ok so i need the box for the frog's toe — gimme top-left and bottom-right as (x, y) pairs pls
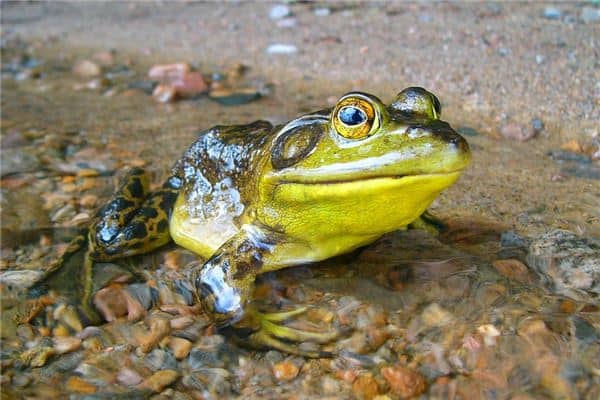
(233, 307), (340, 358)
(247, 329), (333, 358)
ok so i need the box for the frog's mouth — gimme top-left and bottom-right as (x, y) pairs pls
(279, 171), (462, 186)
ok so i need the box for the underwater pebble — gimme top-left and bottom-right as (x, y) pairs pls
(352, 373), (379, 399)
(145, 348), (178, 372)
(153, 84), (177, 103)
(72, 59), (101, 77)
(276, 17), (297, 28)
(126, 283), (156, 311)
(0, 270), (44, 289)
(272, 360), (299, 381)
(53, 337), (81, 354)
(527, 229), (600, 295)
(169, 337), (192, 360)
(53, 304), (83, 332)
(172, 71), (208, 97)
(580, 7), (600, 23)
(382, 365), (427, 398)
(20, 345), (55, 367)
(79, 194), (98, 208)
(492, 259), (534, 284)
(139, 369), (179, 393)
(169, 316), (195, 330)
(542, 7), (562, 20)
(208, 88), (262, 106)
(92, 50), (115, 66)
(500, 122), (536, 142)
(148, 62), (190, 80)
(531, 118), (544, 134)
(76, 326), (102, 340)
(138, 317), (171, 353)
(314, 7), (331, 17)
(117, 368), (143, 386)
(456, 126), (479, 137)
(266, 44), (298, 55)
(421, 303), (454, 328)
(66, 376), (97, 394)
(0, 148), (40, 176)
(269, 4), (291, 20)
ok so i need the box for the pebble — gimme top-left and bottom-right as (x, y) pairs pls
(208, 88), (262, 106)
(500, 122), (537, 142)
(421, 303), (454, 328)
(276, 17), (297, 28)
(53, 337), (81, 354)
(456, 126), (479, 137)
(138, 317), (171, 353)
(139, 370), (180, 393)
(382, 366), (427, 398)
(314, 7), (331, 17)
(527, 229), (600, 295)
(152, 84), (177, 103)
(169, 337), (192, 360)
(492, 259), (534, 284)
(272, 360), (299, 381)
(0, 148), (40, 176)
(148, 62), (190, 80)
(266, 44), (298, 55)
(172, 71), (208, 97)
(321, 375), (341, 394)
(126, 283), (157, 311)
(531, 118), (544, 135)
(66, 376), (97, 394)
(72, 60), (101, 77)
(542, 7), (562, 20)
(580, 7), (600, 23)
(20, 345), (55, 367)
(352, 373), (379, 399)
(53, 304), (83, 332)
(76, 326), (102, 340)
(79, 194), (98, 208)
(145, 348), (178, 371)
(93, 50), (115, 66)
(269, 4), (291, 20)
(0, 270), (44, 289)
(117, 368), (143, 386)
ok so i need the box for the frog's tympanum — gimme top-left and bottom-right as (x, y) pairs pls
(41, 88), (470, 356)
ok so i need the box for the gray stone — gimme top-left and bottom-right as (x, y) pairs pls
(580, 7), (600, 23)
(269, 5), (291, 20)
(543, 7), (562, 20)
(527, 230), (600, 296)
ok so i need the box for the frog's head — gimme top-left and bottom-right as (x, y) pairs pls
(257, 88), (471, 250)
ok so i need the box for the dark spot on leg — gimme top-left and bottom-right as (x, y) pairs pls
(157, 219), (168, 233)
(139, 207), (159, 219)
(126, 222), (148, 240)
(127, 178), (145, 199)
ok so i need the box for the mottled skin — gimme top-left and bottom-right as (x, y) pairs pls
(40, 88), (471, 356)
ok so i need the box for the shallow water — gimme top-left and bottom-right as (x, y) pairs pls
(2, 5), (599, 398)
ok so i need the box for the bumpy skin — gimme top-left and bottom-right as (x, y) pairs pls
(46, 88), (471, 353)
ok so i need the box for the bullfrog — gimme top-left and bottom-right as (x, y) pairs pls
(38, 87), (470, 356)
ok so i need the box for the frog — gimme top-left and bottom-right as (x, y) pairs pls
(37, 87), (470, 357)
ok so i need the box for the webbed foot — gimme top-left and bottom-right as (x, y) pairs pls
(229, 306), (340, 358)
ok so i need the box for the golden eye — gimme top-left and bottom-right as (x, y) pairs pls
(332, 97), (379, 139)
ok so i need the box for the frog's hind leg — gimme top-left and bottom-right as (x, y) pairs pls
(89, 168), (179, 261)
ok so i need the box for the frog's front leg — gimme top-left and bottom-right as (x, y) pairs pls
(407, 209), (447, 235)
(189, 227), (338, 357)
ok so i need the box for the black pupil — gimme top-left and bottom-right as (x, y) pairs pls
(339, 106), (367, 126)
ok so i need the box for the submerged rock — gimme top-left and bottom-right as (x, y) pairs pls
(527, 230), (600, 296)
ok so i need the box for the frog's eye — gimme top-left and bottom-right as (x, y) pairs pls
(332, 96), (380, 139)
